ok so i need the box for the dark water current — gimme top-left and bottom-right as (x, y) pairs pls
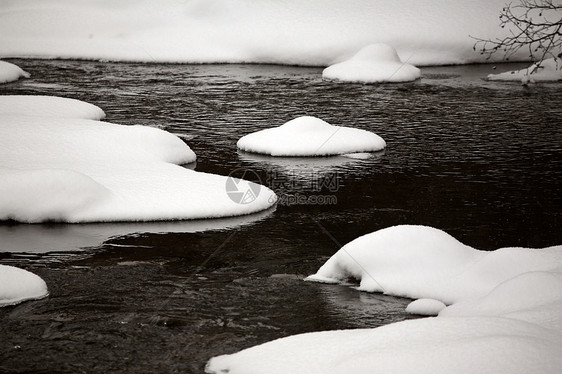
(1, 59), (561, 373)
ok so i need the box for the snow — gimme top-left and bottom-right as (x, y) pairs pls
(207, 315), (562, 374)
(0, 95), (106, 120)
(405, 298), (446, 316)
(323, 44), (421, 83)
(305, 225), (561, 304)
(440, 271), (562, 331)
(0, 265), (48, 307)
(206, 225), (562, 374)
(0, 61), (30, 84)
(0, 96), (276, 223)
(488, 57), (562, 82)
(237, 116), (386, 157)
(0, 0), (550, 66)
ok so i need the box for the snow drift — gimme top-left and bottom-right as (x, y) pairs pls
(0, 0), (551, 66)
(237, 116), (386, 157)
(0, 265), (48, 307)
(0, 96), (276, 222)
(206, 225), (562, 374)
(323, 43), (421, 83)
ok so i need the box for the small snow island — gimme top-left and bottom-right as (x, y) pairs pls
(237, 116), (386, 157)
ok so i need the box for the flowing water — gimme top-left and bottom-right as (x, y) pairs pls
(1, 59), (561, 373)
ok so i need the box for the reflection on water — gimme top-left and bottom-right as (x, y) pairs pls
(239, 150), (385, 173)
(0, 208), (274, 253)
(0, 59), (561, 374)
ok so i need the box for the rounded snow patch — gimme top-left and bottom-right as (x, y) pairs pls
(0, 265), (48, 307)
(237, 116), (386, 156)
(323, 43), (421, 83)
(0, 95), (106, 120)
(406, 298), (446, 316)
(0, 61), (30, 84)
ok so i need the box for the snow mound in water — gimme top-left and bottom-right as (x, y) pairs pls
(237, 116), (386, 157)
(323, 44), (421, 83)
(0, 95), (106, 120)
(488, 58), (562, 82)
(0, 61), (30, 84)
(0, 95), (276, 222)
(405, 298), (446, 316)
(306, 225), (561, 304)
(0, 265), (48, 307)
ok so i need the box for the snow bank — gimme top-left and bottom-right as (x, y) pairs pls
(0, 96), (276, 222)
(237, 116), (386, 157)
(206, 225), (562, 374)
(0, 61), (30, 84)
(0, 0), (549, 66)
(207, 314), (562, 374)
(488, 57), (562, 82)
(323, 44), (421, 83)
(0, 265), (48, 306)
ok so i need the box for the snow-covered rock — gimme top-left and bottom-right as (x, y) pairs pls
(0, 96), (276, 222)
(206, 225), (562, 374)
(488, 57), (562, 82)
(237, 116), (386, 157)
(0, 265), (48, 307)
(0, 61), (30, 84)
(405, 298), (446, 316)
(323, 44), (421, 83)
(0, 1), (545, 66)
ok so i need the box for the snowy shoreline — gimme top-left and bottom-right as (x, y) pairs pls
(0, 57), (546, 70)
(207, 225), (562, 374)
(0, 0), (549, 67)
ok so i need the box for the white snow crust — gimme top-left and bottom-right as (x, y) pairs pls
(0, 61), (30, 83)
(0, 96), (276, 222)
(0, 0), (550, 66)
(0, 265), (48, 307)
(237, 116), (386, 157)
(488, 57), (562, 82)
(206, 225), (562, 374)
(323, 44), (421, 83)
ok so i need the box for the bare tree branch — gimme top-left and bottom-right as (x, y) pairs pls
(472, 0), (562, 71)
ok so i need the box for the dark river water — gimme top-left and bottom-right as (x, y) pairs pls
(1, 59), (561, 373)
